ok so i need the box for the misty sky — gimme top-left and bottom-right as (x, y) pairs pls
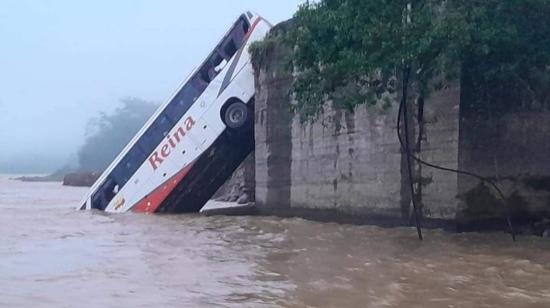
(0, 0), (299, 173)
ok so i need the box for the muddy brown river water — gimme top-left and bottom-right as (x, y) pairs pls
(1, 176), (550, 307)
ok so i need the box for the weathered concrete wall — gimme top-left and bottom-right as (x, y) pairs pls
(253, 29), (461, 228)
(248, 21), (550, 233)
(288, 104), (405, 220)
(457, 111), (550, 230)
(254, 40), (294, 212)
(418, 85), (461, 221)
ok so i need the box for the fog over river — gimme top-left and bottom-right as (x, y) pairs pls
(1, 175), (550, 307)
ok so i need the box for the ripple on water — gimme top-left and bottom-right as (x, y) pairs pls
(1, 176), (550, 307)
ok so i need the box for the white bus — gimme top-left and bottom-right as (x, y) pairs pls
(78, 12), (271, 214)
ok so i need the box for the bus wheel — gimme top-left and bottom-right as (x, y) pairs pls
(224, 101), (248, 129)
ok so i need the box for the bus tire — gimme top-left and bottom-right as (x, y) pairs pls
(223, 101), (248, 129)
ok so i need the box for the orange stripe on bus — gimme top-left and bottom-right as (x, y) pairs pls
(132, 163), (195, 214)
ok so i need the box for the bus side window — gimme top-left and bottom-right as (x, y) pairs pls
(199, 68), (211, 84)
(112, 144), (146, 187)
(91, 176), (118, 210)
(205, 53), (225, 81)
(154, 113), (173, 137)
(138, 113), (174, 158)
(140, 125), (163, 155)
(235, 18), (248, 44)
(221, 18), (249, 60)
(193, 75), (208, 93)
(223, 40), (238, 59)
(165, 82), (200, 121)
(242, 18), (250, 33)
(214, 57), (228, 74)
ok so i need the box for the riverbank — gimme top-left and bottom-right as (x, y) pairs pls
(13, 170), (100, 187)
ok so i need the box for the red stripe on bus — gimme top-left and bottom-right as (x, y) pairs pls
(132, 163), (195, 214)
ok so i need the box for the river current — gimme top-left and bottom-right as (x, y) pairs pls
(1, 175), (550, 307)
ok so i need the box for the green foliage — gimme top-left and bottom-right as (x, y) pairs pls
(78, 98), (157, 172)
(249, 39), (276, 71)
(288, 0), (454, 119)
(250, 31), (285, 71)
(285, 0), (550, 119)
(249, 19), (296, 72)
(457, 0), (550, 115)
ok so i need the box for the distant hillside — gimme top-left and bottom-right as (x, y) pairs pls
(12, 98), (158, 184)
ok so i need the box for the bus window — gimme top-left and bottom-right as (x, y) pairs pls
(221, 18), (249, 60)
(140, 125), (163, 155)
(236, 18), (249, 43)
(139, 113), (176, 157)
(111, 144), (146, 187)
(223, 40), (238, 59)
(199, 52), (225, 84)
(165, 82), (200, 121)
(214, 58), (228, 74)
(241, 17), (250, 33)
(155, 113), (173, 137)
(210, 54), (225, 73)
(91, 176), (118, 210)
(193, 74), (209, 93)
(199, 68), (211, 84)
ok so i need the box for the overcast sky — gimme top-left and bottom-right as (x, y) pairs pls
(0, 0), (299, 173)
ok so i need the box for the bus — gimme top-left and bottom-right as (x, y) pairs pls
(78, 12), (271, 214)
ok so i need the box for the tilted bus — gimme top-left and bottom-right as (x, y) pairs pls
(78, 12), (271, 213)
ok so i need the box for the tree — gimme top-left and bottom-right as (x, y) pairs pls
(457, 0), (550, 115)
(289, 0), (550, 117)
(290, 1), (448, 117)
(78, 98), (158, 172)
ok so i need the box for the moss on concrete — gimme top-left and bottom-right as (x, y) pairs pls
(249, 19), (294, 71)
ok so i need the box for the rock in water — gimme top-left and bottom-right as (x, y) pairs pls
(63, 172), (100, 187)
